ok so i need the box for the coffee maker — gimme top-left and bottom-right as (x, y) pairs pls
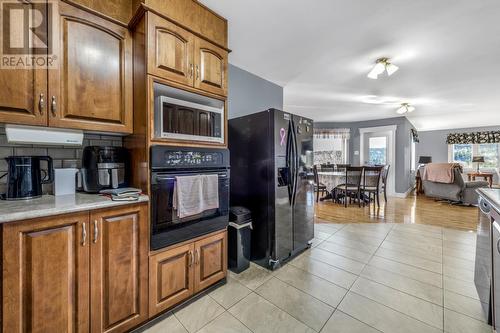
(80, 146), (129, 193)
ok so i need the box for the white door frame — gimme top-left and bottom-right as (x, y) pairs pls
(359, 125), (397, 196)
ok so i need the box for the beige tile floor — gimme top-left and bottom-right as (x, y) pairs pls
(143, 223), (493, 333)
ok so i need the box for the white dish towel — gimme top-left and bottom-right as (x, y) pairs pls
(173, 174), (219, 218)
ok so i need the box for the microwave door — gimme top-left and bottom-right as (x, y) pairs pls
(157, 95), (224, 144)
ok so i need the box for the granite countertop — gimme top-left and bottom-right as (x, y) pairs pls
(477, 188), (500, 213)
(0, 193), (149, 224)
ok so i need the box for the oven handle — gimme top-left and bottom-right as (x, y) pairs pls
(155, 174), (228, 181)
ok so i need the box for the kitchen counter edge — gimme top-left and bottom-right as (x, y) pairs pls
(478, 188), (500, 213)
(0, 193), (149, 224)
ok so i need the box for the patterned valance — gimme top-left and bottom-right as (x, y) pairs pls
(314, 128), (350, 140)
(446, 131), (500, 144)
(411, 129), (420, 143)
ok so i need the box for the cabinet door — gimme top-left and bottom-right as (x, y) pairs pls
(0, 1), (47, 126)
(48, 2), (133, 133)
(194, 231), (227, 292)
(147, 13), (194, 87)
(90, 204), (148, 333)
(2, 212), (90, 333)
(149, 243), (195, 317)
(194, 38), (228, 96)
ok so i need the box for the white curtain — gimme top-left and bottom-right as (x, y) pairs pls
(314, 128), (350, 140)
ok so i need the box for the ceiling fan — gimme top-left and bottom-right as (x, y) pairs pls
(397, 103), (415, 114)
(367, 58), (399, 79)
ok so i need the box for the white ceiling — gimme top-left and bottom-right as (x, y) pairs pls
(200, 0), (500, 131)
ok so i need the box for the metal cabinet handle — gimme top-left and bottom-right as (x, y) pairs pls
(93, 220), (99, 243)
(196, 65), (200, 80)
(195, 249), (200, 265)
(51, 96), (57, 116)
(39, 94), (45, 115)
(81, 222), (87, 246)
(189, 251), (194, 267)
(497, 238), (500, 254)
(190, 63), (194, 78)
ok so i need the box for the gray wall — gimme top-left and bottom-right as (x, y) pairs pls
(417, 125), (500, 163)
(227, 64), (283, 119)
(315, 117), (416, 194)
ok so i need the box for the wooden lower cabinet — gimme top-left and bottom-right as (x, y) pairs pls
(194, 231), (227, 292)
(90, 204), (149, 333)
(149, 230), (227, 317)
(2, 212), (90, 333)
(149, 243), (195, 315)
(1, 203), (148, 333)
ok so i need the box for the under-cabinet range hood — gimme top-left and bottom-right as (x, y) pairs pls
(5, 124), (84, 146)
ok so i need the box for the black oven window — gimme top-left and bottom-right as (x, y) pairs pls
(151, 174), (229, 233)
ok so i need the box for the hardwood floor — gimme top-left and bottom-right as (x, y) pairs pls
(315, 191), (479, 231)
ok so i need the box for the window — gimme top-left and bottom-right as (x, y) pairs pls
(368, 136), (387, 165)
(449, 143), (500, 170)
(478, 144), (499, 168)
(452, 144), (473, 168)
(313, 137), (349, 165)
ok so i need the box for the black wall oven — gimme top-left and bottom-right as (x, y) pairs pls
(150, 146), (230, 250)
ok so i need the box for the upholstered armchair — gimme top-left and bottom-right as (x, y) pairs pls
(421, 165), (489, 205)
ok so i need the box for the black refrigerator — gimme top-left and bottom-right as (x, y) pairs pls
(229, 109), (314, 270)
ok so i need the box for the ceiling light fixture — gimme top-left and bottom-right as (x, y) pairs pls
(367, 58), (399, 79)
(397, 103), (415, 114)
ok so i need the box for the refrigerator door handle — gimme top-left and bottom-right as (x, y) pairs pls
(286, 121), (294, 204)
(291, 119), (299, 206)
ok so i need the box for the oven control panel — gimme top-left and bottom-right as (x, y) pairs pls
(151, 146), (229, 169)
(164, 151), (222, 166)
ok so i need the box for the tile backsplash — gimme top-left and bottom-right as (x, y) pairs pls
(0, 125), (123, 194)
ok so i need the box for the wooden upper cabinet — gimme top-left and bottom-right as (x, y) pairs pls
(194, 231), (227, 292)
(144, 12), (228, 97)
(149, 243), (195, 317)
(49, 2), (133, 133)
(140, 0), (228, 48)
(2, 212), (90, 333)
(147, 13), (194, 87)
(0, 66), (47, 127)
(90, 203), (148, 333)
(194, 38), (228, 97)
(0, 1), (47, 126)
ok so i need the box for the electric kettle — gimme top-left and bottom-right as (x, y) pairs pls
(0, 156), (54, 200)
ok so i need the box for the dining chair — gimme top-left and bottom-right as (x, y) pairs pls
(313, 165), (327, 202)
(381, 165), (390, 202)
(335, 166), (364, 207)
(335, 163), (351, 170)
(362, 166), (384, 207)
(320, 163), (334, 172)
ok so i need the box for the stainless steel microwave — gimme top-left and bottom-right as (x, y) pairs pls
(155, 94), (225, 144)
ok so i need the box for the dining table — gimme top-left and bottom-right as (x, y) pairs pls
(317, 171), (381, 193)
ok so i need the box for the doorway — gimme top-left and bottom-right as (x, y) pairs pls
(359, 125), (396, 196)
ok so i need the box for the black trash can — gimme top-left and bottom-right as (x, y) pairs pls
(228, 206), (252, 273)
